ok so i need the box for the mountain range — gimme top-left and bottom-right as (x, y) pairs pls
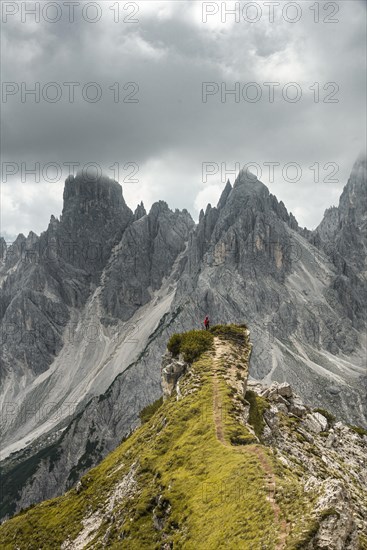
(0, 155), (366, 521)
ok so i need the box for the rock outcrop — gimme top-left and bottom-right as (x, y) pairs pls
(248, 379), (367, 548)
(134, 201), (146, 221)
(160, 351), (187, 399)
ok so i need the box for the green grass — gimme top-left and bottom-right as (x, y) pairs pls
(348, 424), (367, 437)
(167, 329), (214, 363)
(166, 333), (182, 356)
(245, 390), (270, 439)
(219, 374), (258, 446)
(210, 324), (248, 344)
(0, 343), (280, 549)
(139, 397), (163, 424)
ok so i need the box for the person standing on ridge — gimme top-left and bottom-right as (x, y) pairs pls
(204, 316), (210, 331)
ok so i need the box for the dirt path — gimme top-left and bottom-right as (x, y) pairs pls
(213, 369), (226, 444)
(250, 446), (290, 550)
(212, 337), (289, 550)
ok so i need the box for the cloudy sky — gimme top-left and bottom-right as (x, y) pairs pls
(1, 0), (366, 241)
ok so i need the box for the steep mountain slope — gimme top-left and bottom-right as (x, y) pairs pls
(1, 174), (133, 378)
(101, 200), (193, 323)
(0, 327), (365, 549)
(0, 174), (132, 445)
(0, 156), (365, 522)
(313, 154), (367, 325)
(316, 154), (366, 268)
(0, 174), (194, 459)
(172, 164), (366, 423)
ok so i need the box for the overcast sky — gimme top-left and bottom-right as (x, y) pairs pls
(1, 0), (366, 241)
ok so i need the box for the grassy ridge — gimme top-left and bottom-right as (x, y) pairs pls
(0, 332), (281, 549)
(0, 325), (335, 549)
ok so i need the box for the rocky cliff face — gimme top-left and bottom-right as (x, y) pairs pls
(0, 174), (195, 520)
(317, 155), (367, 252)
(314, 155), (367, 328)
(0, 156), (366, 523)
(0, 173), (132, 378)
(248, 379), (367, 549)
(100, 201), (194, 322)
(58, 173), (133, 276)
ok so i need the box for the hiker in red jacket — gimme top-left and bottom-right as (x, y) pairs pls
(204, 316), (210, 331)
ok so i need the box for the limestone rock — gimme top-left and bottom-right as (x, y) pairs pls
(100, 201), (194, 322)
(134, 201), (146, 221)
(303, 412), (328, 434)
(275, 403), (288, 415)
(161, 358), (187, 399)
(310, 480), (359, 549)
(264, 406), (280, 434)
(277, 382), (293, 398)
(289, 397), (307, 418)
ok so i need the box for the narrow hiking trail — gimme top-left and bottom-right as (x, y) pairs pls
(212, 337), (289, 550)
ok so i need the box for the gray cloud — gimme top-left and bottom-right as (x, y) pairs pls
(1, 0), (366, 239)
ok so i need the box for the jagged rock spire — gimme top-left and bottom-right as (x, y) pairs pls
(134, 201), (146, 221)
(217, 179), (232, 209)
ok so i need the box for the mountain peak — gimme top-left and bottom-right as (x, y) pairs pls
(63, 173), (127, 217)
(352, 150), (367, 169)
(217, 179), (232, 209)
(57, 173), (133, 274)
(60, 172), (133, 232)
(316, 153), (366, 242)
(149, 200), (170, 218)
(233, 168), (268, 194)
(339, 154), (367, 218)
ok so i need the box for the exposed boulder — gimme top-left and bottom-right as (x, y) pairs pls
(303, 412), (329, 434)
(288, 396), (307, 417)
(161, 352), (187, 399)
(277, 382), (293, 398)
